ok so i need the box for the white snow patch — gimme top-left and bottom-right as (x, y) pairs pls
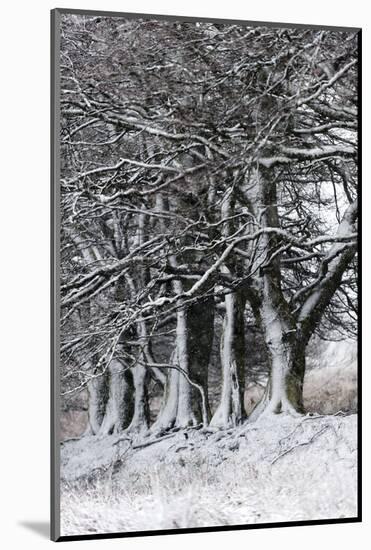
(60, 413), (358, 536)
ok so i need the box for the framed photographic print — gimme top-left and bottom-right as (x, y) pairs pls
(51, 8), (361, 542)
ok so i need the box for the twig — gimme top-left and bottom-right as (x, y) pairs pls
(132, 433), (177, 450)
(61, 436), (83, 445)
(112, 435), (133, 447)
(271, 426), (330, 465)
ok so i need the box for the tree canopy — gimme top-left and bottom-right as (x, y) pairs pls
(59, 15), (358, 433)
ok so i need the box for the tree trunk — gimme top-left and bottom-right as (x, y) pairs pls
(244, 166), (305, 421)
(248, 277), (306, 421)
(151, 351), (180, 433)
(174, 303), (194, 426)
(152, 296), (214, 431)
(125, 315), (152, 433)
(249, 198), (357, 422)
(249, 333), (306, 421)
(126, 365), (150, 433)
(176, 295), (214, 427)
(86, 369), (107, 435)
(98, 359), (134, 435)
(211, 289), (246, 428)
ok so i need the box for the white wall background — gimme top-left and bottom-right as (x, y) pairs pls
(1, 0), (369, 548)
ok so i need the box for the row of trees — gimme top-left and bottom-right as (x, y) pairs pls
(60, 15), (358, 435)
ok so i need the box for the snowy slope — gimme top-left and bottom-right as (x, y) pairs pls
(60, 413), (358, 536)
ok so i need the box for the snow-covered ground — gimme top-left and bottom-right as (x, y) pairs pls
(60, 413), (358, 536)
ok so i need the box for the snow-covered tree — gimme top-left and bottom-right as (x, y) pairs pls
(59, 16), (358, 433)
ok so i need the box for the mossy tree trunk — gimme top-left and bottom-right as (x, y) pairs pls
(245, 171), (357, 422)
(244, 167), (306, 421)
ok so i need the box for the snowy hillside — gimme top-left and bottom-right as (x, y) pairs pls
(60, 413), (357, 536)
